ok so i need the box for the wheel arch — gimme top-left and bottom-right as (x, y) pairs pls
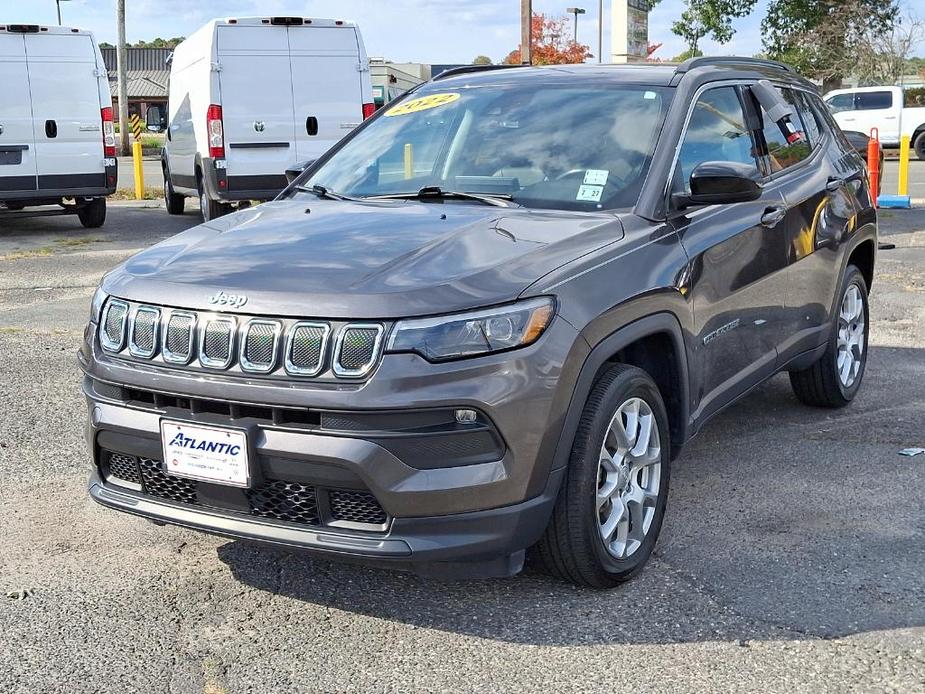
(847, 237), (875, 290)
(551, 312), (691, 472)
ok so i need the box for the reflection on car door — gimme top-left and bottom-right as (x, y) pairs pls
(670, 85), (791, 425)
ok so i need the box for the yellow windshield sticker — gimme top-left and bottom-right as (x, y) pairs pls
(385, 92), (461, 117)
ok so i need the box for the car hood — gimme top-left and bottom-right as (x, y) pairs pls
(103, 199), (624, 318)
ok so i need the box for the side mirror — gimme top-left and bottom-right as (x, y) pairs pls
(285, 159), (316, 184)
(146, 106), (167, 131)
(675, 161), (762, 208)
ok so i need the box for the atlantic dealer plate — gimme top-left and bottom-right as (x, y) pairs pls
(160, 420), (249, 487)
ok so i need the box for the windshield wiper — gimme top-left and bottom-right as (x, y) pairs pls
(294, 184), (365, 202)
(369, 186), (517, 207)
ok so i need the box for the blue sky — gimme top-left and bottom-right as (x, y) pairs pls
(0, 0), (916, 63)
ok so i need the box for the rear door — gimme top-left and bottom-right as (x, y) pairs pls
(0, 33), (38, 195)
(25, 33), (104, 191)
(288, 26), (365, 163)
(216, 25), (295, 189)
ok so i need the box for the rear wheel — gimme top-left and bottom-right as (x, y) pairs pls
(197, 173), (228, 222)
(163, 164), (185, 215)
(537, 364), (671, 588)
(789, 265), (869, 407)
(913, 132), (925, 161)
(77, 197), (106, 228)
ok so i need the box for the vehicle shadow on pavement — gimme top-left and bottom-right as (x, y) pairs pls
(218, 346), (924, 646)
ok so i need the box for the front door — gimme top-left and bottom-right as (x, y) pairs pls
(0, 34), (38, 194)
(670, 85), (791, 424)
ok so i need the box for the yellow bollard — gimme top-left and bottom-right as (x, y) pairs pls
(132, 140), (144, 200)
(403, 143), (413, 180)
(898, 134), (910, 196)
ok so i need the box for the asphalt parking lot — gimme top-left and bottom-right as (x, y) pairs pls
(0, 201), (922, 693)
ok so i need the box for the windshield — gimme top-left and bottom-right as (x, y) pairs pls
(297, 81), (671, 211)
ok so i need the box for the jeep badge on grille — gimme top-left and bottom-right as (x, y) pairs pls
(208, 291), (247, 308)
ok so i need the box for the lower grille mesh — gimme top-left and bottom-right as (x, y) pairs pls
(103, 451), (387, 529)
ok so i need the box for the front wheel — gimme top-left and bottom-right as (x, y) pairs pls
(789, 264), (869, 407)
(77, 197), (106, 228)
(537, 364), (671, 588)
(163, 165), (185, 215)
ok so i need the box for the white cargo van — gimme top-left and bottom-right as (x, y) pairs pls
(153, 16), (374, 220)
(0, 23), (116, 227)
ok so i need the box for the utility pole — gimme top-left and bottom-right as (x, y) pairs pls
(116, 0), (130, 156)
(598, 0), (603, 63)
(521, 0), (532, 65)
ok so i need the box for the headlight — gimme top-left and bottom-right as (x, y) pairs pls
(90, 286), (108, 323)
(386, 297), (555, 362)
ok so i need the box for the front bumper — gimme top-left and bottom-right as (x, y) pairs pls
(80, 315), (585, 577)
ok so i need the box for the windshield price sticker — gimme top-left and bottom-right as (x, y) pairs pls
(576, 184), (604, 202)
(583, 169), (609, 186)
(385, 93), (461, 117)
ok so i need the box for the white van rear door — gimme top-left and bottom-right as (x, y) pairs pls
(0, 34), (38, 194)
(288, 27), (365, 163)
(217, 25), (295, 188)
(25, 33), (104, 190)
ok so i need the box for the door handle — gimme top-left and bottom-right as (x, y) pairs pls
(826, 177), (846, 192)
(45, 119), (57, 138)
(760, 206), (787, 228)
(306, 116), (318, 136)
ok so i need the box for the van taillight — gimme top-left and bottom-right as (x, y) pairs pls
(362, 103), (376, 119)
(207, 104), (224, 159)
(101, 107), (116, 156)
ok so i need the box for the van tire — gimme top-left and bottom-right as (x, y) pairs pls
(914, 131), (925, 161)
(197, 174), (228, 222)
(163, 165), (185, 215)
(77, 198), (106, 228)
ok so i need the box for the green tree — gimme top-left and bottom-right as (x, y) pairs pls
(472, 55), (493, 65)
(762, 0), (898, 92)
(671, 48), (704, 62)
(130, 37), (185, 48)
(671, 0), (757, 55)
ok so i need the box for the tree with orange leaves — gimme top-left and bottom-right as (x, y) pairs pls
(501, 13), (593, 65)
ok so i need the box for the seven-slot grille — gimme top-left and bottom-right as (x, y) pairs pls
(98, 300), (382, 379)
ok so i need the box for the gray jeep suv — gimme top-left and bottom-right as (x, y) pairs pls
(81, 58), (876, 587)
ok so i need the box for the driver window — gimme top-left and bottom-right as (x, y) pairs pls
(675, 87), (760, 193)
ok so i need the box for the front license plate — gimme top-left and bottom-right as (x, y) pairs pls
(160, 420), (249, 487)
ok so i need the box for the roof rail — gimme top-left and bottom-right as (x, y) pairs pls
(433, 64), (529, 81)
(675, 56), (793, 75)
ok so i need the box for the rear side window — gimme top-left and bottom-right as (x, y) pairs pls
(794, 91), (821, 144)
(826, 93), (855, 113)
(758, 87), (812, 173)
(856, 91), (892, 110)
(675, 86), (760, 192)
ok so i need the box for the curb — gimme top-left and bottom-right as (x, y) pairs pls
(107, 200), (163, 208)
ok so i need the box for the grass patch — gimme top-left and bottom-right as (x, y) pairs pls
(54, 236), (105, 248)
(110, 187), (161, 201)
(0, 247), (54, 261)
(0, 326), (25, 334)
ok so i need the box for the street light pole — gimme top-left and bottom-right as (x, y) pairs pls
(566, 7), (586, 44)
(56, 0), (71, 26)
(116, 0), (130, 156)
(598, 0), (603, 63)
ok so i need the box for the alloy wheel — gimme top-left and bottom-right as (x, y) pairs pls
(596, 397), (662, 560)
(836, 284), (865, 388)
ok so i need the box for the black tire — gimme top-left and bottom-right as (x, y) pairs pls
(3, 202), (25, 211)
(163, 164), (185, 215)
(789, 265), (869, 408)
(536, 363), (671, 588)
(77, 197), (106, 228)
(913, 132), (925, 161)
(197, 172), (228, 222)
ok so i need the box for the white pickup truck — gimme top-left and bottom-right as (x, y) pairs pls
(823, 85), (925, 159)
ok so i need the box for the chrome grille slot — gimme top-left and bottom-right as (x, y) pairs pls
(163, 311), (195, 364)
(285, 321), (329, 376)
(199, 317), (236, 369)
(241, 320), (280, 373)
(128, 305), (160, 358)
(99, 299), (128, 352)
(333, 324), (384, 377)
